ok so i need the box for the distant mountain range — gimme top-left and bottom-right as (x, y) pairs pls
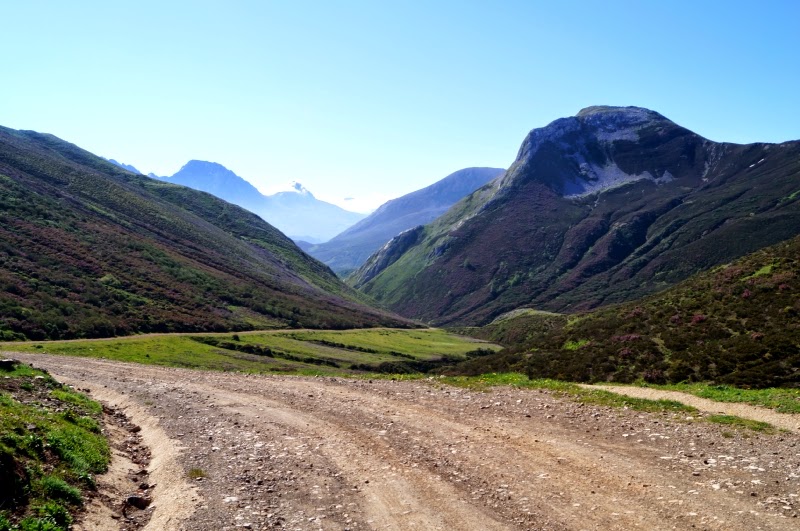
(352, 106), (800, 326)
(0, 126), (410, 340)
(108, 159), (366, 243)
(305, 167), (505, 274)
(106, 158), (141, 174)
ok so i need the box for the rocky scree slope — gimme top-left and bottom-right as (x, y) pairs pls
(353, 106), (800, 326)
(306, 167), (504, 275)
(0, 126), (410, 340)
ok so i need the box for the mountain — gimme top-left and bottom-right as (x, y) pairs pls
(352, 106), (800, 326)
(306, 167), (505, 275)
(449, 234), (800, 388)
(0, 126), (411, 340)
(106, 158), (141, 174)
(261, 181), (366, 243)
(164, 160), (267, 214)
(156, 161), (365, 242)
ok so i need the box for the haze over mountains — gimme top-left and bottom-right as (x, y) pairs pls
(305, 167), (505, 274)
(109, 159), (367, 243)
(0, 126), (410, 340)
(353, 106), (800, 326)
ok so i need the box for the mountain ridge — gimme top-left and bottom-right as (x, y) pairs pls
(307, 167), (504, 274)
(353, 106), (800, 326)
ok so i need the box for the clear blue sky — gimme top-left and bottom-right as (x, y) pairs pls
(2, 1), (798, 212)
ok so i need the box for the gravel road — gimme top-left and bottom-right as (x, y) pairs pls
(11, 353), (800, 531)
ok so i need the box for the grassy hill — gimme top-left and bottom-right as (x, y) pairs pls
(0, 126), (411, 340)
(452, 235), (800, 387)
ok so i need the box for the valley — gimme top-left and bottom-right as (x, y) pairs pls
(9, 353), (799, 531)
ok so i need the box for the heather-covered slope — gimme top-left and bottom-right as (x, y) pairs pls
(354, 106), (800, 326)
(0, 126), (411, 340)
(452, 234), (800, 388)
(306, 167), (504, 274)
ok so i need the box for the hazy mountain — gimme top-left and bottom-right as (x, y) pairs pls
(306, 167), (505, 275)
(156, 161), (365, 242)
(352, 106), (800, 325)
(106, 158), (141, 174)
(0, 126), (411, 340)
(160, 160), (267, 214)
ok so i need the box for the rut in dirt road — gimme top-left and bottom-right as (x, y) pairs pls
(12, 353), (800, 531)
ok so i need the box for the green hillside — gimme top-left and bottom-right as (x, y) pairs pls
(0, 126), (411, 340)
(453, 235), (800, 387)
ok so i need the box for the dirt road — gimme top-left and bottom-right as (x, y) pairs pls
(12, 353), (800, 530)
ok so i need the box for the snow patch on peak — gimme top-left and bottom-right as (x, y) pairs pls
(263, 181), (313, 197)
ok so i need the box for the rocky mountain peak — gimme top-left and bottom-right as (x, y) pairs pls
(506, 105), (692, 198)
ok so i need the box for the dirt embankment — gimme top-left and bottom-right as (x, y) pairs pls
(12, 353), (800, 531)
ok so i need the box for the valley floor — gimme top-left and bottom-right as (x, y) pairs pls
(9, 353), (800, 531)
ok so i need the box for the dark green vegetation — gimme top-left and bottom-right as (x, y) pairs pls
(306, 167), (504, 275)
(354, 106), (800, 326)
(0, 126), (412, 341)
(8, 328), (500, 376)
(0, 360), (109, 530)
(450, 234), (800, 388)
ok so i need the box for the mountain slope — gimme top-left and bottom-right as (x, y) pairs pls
(353, 106), (800, 325)
(451, 234), (800, 388)
(0, 126), (411, 340)
(306, 167), (504, 274)
(156, 162), (365, 242)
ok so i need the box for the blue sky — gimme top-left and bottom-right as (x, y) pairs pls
(2, 1), (798, 212)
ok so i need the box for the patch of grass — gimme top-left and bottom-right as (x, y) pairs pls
(641, 383), (800, 414)
(562, 339), (589, 351)
(50, 389), (102, 415)
(33, 477), (81, 506)
(187, 468), (206, 479)
(706, 414), (775, 433)
(742, 263), (775, 279)
(0, 362), (108, 529)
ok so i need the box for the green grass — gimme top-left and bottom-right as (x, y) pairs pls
(639, 382), (800, 414)
(0, 362), (109, 530)
(706, 414), (775, 433)
(5, 328), (501, 376)
(562, 339), (589, 351)
(187, 468), (207, 479)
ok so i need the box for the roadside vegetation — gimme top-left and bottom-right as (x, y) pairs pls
(634, 382), (800, 414)
(0, 360), (109, 530)
(416, 372), (778, 433)
(5, 329), (500, 376)
(448, 235), (800, 389)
